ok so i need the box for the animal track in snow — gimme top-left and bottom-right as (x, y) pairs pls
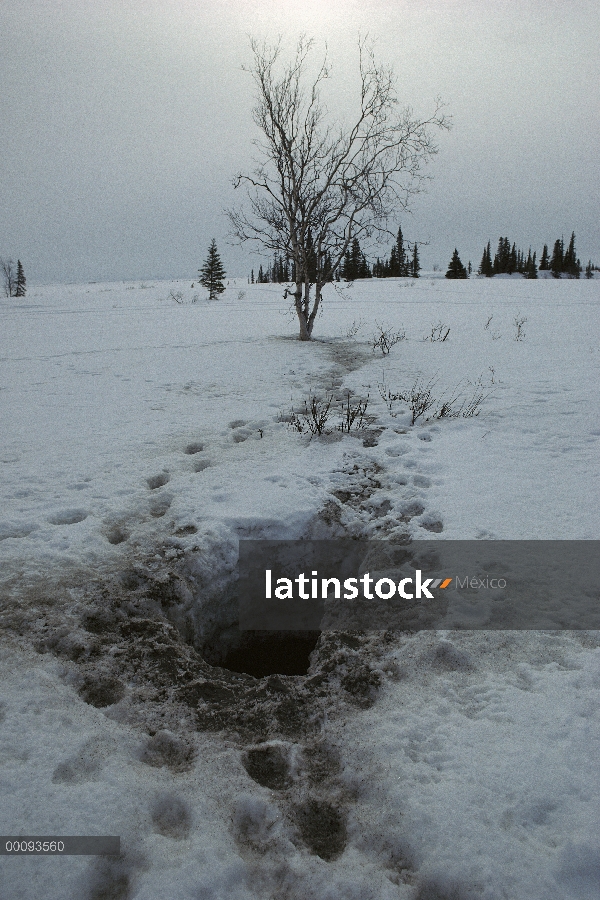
(0, 523), (39, 541)
(149, 494), (172, 518)
(242, 743), (293, 790)
(139, 731), (196, 773)
(150, 792), (192, 840)
(292, 796), (348, 861)
(104, 523), (129, 545)
(398, 501), (426, 522)
(52, 739), (104, 784)
(77, 674), (125, 708)
(419, 517), (444, 533)
(147, 472), (170, 490)
(386, 446), (409, 457)
(412, 475), (431, 488)
(184, 442), (204, 455)
(47, 509), (88, 525)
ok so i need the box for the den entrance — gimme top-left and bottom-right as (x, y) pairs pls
(210, 630), (321, 679)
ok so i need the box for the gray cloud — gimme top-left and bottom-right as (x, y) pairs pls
(1, 0), (598, 282)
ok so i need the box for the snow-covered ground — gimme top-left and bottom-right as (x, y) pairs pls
(1, 275), (599, 899)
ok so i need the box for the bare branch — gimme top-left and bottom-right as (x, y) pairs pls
(226, 35), (450, 340)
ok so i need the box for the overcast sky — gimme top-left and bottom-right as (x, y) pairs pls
(1, 0), (598, 283)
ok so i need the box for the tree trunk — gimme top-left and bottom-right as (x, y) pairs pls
(294, 282), (309, 340)
(297, 317), (311, 340)
(307, 281), (324, 337)
(294, 279), (313, 340)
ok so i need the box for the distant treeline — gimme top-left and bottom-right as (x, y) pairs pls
(250, 228), (421, 283)
(250, 230), (596, 283)
(477, 233), (595, 279)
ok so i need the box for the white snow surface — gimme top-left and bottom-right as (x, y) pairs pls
(1, 276), (599, 899)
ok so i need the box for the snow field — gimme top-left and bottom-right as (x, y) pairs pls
(0, 275), (599, 899)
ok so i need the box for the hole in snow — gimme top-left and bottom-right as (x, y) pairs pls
(206, 630), (321, 678)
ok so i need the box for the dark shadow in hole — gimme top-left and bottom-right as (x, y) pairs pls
(219, 631), (320, 678)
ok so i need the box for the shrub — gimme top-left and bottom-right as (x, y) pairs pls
(428, 322), (450, 342)
(372, 323), (406, 355)
(379, 373), (492, 425)
(514, 315), (527, 341)
(288, 390), (369, 437)
(378, 374), (438, 425)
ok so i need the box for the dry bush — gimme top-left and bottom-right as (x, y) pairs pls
(372, 323), (406, 355)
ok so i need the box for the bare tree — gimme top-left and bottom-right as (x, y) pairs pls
(228, 36), (450, 340)
(1, 258), (16, 297)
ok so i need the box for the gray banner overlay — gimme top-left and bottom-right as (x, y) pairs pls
(1, 837), (120, 855)
(238, 541), (600, 630)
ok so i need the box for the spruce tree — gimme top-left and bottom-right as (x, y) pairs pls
(396, 226), (407, 276)
(342, 249), (352, 280)
(199, 239), (226, 299)
(493, 237), (505, 274)
(477, 247), (487, 277)
(15, 260), (26, 297)
(485, 241), (493, 275)
(585, 260), (594, 279)
(358, 252), (371, 278)
(478, 242), (493, 277)
(524, 248), (537, 279)
(550, 238), (564, 278)
(305, 230), (318, 282)
(539, 244), (549, 270)
(563, 232), (580, 278)
(411, 243), (420, 278)
(343, 238), (363, 280)
(350, 237), (361, 280)
(445, 249), (468, 279)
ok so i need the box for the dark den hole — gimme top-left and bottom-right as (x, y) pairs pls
(220, 631), (321, 678)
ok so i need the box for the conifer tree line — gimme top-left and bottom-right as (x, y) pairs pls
(251, 233), (336, 284)
(1, 258), (26, 297)
(371, 227), (420, 279)
(477, 232), (589, 279)
(249, 227), (596, 284)
(250, 226), (421, 283)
